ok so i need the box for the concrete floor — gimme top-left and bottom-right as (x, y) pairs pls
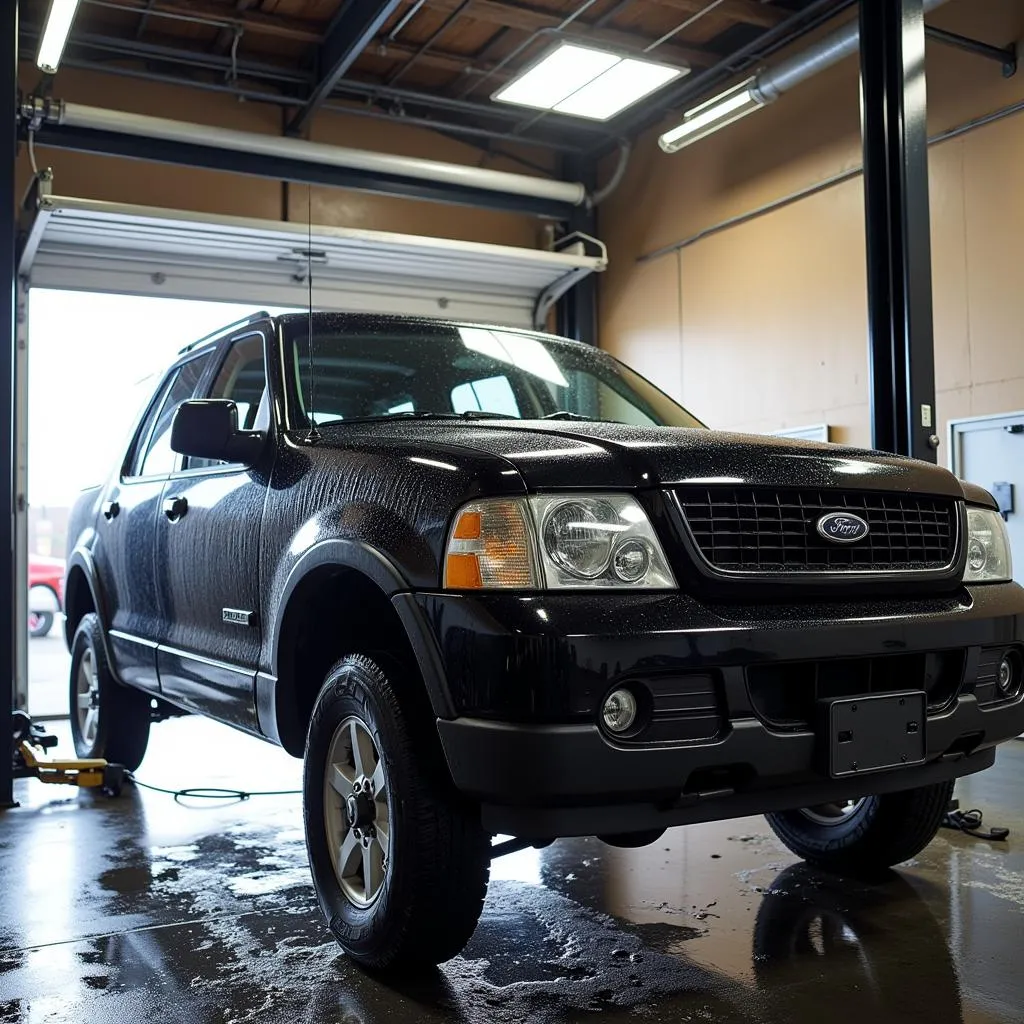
(3, 684), (1023, 1023)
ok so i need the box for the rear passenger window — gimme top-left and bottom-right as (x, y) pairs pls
(131, 353), (212, 478)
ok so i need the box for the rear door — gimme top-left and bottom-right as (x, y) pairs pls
(154, 329), (273, 731)
(95, 351), (215, 690)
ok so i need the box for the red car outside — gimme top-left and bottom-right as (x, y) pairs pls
(29, 554), (65, 638)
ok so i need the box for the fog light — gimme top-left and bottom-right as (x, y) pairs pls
(602, 688), (638, 733)
(997, 650), (1022, 697)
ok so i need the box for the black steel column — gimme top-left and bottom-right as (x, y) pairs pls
(556, 156), (598, 345)
(1, 2), (17, 808)
(859, 0), (938, 462)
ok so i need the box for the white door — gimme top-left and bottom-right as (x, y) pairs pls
(951, 412), (1024, 582)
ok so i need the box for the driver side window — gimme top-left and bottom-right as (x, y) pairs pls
(186, 333), (268, 471)
(129, 352), (213, 479)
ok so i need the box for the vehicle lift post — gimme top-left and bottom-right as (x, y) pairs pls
(2, 0), (19, 809)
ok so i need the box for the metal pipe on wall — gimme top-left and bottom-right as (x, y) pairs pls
(750, 0), (948, 104)
(52, 101), (589, 207)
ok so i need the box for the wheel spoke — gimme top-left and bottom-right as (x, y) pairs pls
(349, 720), (367, 777)
(370, 758), (386, 797)
(374, 815), (390, 853)
(329, 763), (355, 799)
(363, 841), (383, 899)
(76, 691), (92, 710)
(339, 828), (360, 875)
(83, 708), (98, 742)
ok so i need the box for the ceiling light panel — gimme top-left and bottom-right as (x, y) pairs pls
(494, 43), (686, 121)
(494, 45), (621, 111)
(554, 58), (683, 120)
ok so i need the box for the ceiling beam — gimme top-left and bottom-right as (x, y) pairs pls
(80, 1), (509, 79)
(427, 0), (720, 67)
(81, 0), (323, 44)
(286, 0), (404, 134)
(650, 0), (787, 29)
(374, 37), (498, 76)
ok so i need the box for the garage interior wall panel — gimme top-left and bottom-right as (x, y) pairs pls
(674, 180), (870, 445)
(600, 0), (1024, 453)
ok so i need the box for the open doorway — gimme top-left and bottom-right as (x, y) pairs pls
(26, 290), (295, 718)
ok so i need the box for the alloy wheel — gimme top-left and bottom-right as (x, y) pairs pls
(323, 715), (392, 907)
(798, 798), (867, 827)
(76, 648), (100, 745)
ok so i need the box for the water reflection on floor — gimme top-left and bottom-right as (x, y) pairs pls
(2, 716), (1021, 1022)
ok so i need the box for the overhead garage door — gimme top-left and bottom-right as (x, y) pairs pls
(18, 193), (607, 330)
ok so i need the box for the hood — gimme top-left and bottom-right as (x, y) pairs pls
(332, 420), (968, 498)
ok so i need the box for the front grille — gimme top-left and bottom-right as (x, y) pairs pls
(747, 651), (965, 730)
(674, 487), (959, 574)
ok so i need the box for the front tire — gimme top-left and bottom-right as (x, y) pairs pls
(303, 654), (491, 971)
(765, 781), (954, 872)
(69, 613), (151, 771)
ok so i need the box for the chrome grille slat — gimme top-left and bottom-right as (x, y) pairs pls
(674, 487), (958, 574)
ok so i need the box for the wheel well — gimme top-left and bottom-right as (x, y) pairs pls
(63, 566), (96, 646)
(274, 567), (426, 756)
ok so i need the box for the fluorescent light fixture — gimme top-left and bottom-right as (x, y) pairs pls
(658, 77), (767, 153)
(494, 42), (686, 122)
(36, 0), (82, 74)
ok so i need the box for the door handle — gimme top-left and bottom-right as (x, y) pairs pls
(101, 500), (120, 521)
(163, 496), (188, 522)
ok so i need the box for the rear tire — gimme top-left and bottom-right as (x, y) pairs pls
(69, 613), (151, 772)
(765, 781), (953, 872)
(28, 611), (54, 638)
(303, 654), (491, 971)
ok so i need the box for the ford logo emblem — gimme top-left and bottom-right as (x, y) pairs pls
(816, 512), (870, 544)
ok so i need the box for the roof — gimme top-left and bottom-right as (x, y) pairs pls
(17, 0), (854, 160)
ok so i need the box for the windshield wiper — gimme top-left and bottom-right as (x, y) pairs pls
(541, 411), (593, 421)
(320, 410), (513, 425)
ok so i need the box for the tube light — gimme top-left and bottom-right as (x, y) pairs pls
(658, 78), (767, 153)
(36, 0), (82, 74)
(494, 42), (685, 122)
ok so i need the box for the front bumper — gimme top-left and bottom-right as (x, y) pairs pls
(410, 583), (1024, 837)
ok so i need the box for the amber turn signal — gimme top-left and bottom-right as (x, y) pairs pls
(443, 499), (538, 589)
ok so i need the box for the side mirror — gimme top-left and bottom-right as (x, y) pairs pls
(170, 400), (263, 466)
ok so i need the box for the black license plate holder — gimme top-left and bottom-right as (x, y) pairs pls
(823, 691), (927, 779)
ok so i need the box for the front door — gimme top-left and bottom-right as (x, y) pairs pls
(95, 351), (214, 690)
(154, 330), (272, 730)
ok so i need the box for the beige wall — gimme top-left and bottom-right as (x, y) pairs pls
(15, 65), (548, 249)
(599, 0), (1024, 452)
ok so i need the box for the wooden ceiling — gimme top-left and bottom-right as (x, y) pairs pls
(18, 0), (850, 158)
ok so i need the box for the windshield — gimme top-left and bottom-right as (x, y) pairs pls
(283, 316), (703, 429)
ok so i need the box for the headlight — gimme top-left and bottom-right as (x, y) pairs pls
(444, 494), (676, 590)
(964, 507), (1013, 583)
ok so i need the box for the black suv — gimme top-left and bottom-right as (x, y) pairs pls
(66, 312), (1024, 969)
